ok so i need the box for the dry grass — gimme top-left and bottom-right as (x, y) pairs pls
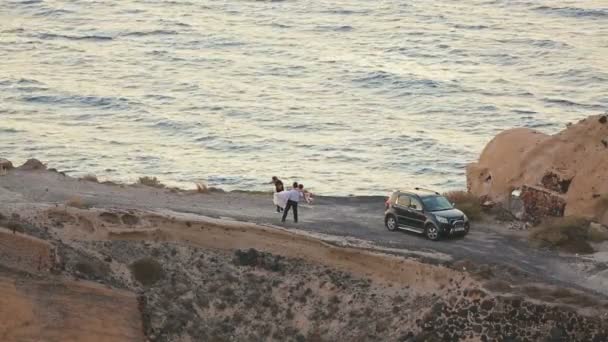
(66, 196), (89, 209)
(195, 183), (225, 193)
(529, 216), (594, 254)
(594, 194), (608, 220)
(196, 182), (209, 193)
(588, 222), (608, 243)
(80, 174), (99, 182)
(138, 176), (164, 188)
(443, 190), (483, 221)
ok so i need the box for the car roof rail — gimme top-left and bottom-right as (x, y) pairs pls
(414, 187), (440, 195)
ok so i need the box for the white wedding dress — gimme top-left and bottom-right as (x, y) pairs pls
(273, 190), (290, 209)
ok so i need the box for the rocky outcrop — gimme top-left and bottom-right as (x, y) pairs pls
(467, 115), (608, 225)
(18, 158), (46, 171)
(0, 159), (13, 176)
(0, 158), (13, 171)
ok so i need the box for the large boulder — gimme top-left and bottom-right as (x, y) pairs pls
(467, 115), (608, 225)
(0, 158), (13, 171)
(18, 158), (46, 171)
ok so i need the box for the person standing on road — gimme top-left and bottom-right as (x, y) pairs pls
(271, 176), (285, 213)
(282, 182), (300, 223)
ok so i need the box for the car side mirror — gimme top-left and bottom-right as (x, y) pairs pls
(451, 202), (455, 207)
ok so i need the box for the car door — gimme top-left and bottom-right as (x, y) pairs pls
(408, 197), (426, 229)
(393, 195), (411, 227)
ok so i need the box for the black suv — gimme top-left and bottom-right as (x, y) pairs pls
(384, 188), (469, 241)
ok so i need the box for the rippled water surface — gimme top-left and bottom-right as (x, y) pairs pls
(1, 0), (607, 194)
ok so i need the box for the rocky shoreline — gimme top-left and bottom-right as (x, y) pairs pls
(467, 114), (608, 227)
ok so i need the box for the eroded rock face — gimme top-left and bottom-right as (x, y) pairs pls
(467, 115), (608, 225)
(519, 186), (567, 224)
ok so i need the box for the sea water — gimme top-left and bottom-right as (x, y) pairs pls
(1, 0), (606, 195)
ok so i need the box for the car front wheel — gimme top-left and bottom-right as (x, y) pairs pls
(425, 224), (440, 241)
(385, 215), (398, 231)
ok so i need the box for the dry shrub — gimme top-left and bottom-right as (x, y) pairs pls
(80, 174), (98, 182)
(66, 196), (89, 209)
(6, 220), (24, 233)
(529, 216), (593, 254)
(443, 190), (482, 221)
(588, 222), (608, 242)
(196, 183), (225, 193)
(196, 182), (209, 193)
(74, 260), (110, 279)
(138, 176), (164, 188)
(130, 257), (164, 286)
(594, 194), (608, 219)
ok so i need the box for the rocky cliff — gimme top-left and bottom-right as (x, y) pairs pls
(467, 115), (608, 225)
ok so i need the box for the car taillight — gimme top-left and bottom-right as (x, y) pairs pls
(385, 198), (390, 210)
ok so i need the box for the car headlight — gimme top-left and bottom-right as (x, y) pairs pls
(436, 216), (448, 224)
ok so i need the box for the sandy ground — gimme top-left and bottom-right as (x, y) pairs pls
(0, 168), (606, 296)
(1, 168), (608, 341)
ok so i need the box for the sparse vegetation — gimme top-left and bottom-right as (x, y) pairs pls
(74, 260), (110, 279)
(80, 174), (99, 182)
(529, 216), (594, 254)
(66, 196), (89, 209)
(443, 190), (483, 221)
(6, 220), (24, 233)
(130, 257), (164, 286)
(138, 176), (165, 188)
(196, 183), (225, 193)
(594, 194), (608, 220)
(195, 182), (209, 193)
(588, 222), (608, 243)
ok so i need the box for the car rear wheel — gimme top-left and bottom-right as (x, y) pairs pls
(425, 224), (440, 241)
(385, 215), (398, 231)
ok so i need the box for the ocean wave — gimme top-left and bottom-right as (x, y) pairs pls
(313, 25), (354, 32)
(120, 30), (178, 37)
(34, 8), (74, 17)
(21, 94), (132, 109)
(152, 119), (198, 132)
(0, 128), (21, 133)
(0, 78), (44, 87)
(319, 9), (370, 15)
(37, 33), (113, 41)
(452, 24), (489, 30)
(496, 38), (570, 49)
(543, 98), (605, 110)
(352, 71), (442, 92)
(14, 0), (43, 4)
(534, 6), (608, 18)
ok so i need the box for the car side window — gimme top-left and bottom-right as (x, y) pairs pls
(410, 198), (423, 211)
(396, 195), (410, 207)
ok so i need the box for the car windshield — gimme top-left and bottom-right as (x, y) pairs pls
(421, 196), (453, 211)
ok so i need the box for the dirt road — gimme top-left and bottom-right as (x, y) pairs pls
(0, 169), (604, 296)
